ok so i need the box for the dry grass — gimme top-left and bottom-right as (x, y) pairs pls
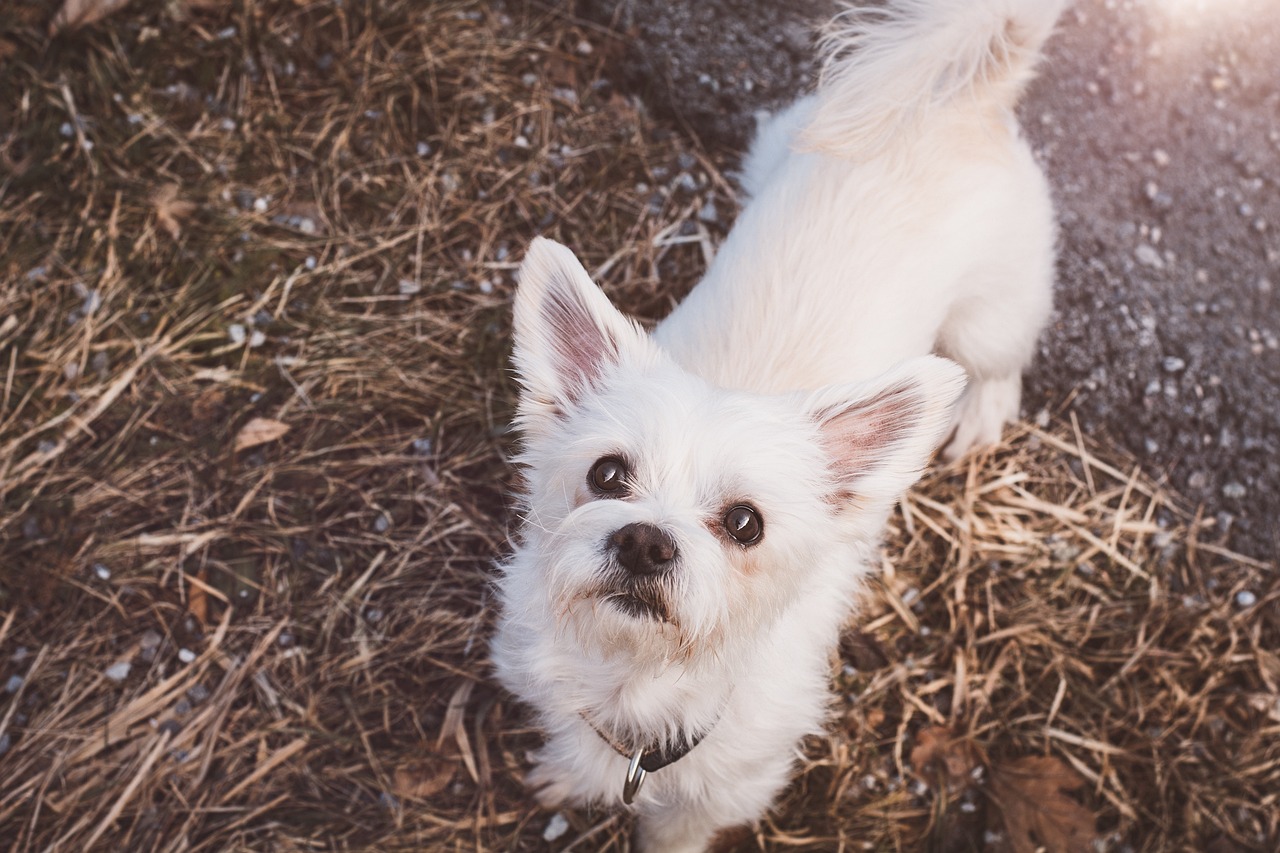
(0, 1), (1276, 851)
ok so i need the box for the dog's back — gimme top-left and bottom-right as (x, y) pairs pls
(658, 0), (1063, 458)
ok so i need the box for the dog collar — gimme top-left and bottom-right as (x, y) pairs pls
(579, 711), (714, 804)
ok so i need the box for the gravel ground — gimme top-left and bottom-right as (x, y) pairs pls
(577, 0), (1280, 562)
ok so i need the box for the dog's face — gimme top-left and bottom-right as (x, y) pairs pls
(507, 238), (964, 660)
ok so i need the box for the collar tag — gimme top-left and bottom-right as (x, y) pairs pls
(622, 750), (647, 805)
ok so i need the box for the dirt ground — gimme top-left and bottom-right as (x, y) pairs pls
(578, 0), (1280, 563)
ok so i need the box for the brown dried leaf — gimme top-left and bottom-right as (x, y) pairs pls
(911, 726), (983, 792)
(988, 756), (1095, 853)
(49, 0), (131, 36)
(188, 568), (208, 625)
(841, 629), (890, 671)
(152, 183), (197, 239)
(1256, 648), (1280, 694)
(392, 755), (456, 801)
(233, 417), (290, 453)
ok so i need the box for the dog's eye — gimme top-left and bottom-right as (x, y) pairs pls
(588, 456), (629, 496)
(723, 505), (763, 545)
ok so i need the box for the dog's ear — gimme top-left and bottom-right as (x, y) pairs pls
(805, 356), (967, 504)
(511, 238), (650, 431)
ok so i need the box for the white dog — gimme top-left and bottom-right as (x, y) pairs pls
(492, 1), (1063, 850)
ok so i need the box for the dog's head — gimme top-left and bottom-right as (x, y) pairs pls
(504, 238), (964, 661)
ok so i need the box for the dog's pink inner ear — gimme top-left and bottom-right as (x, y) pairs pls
(542, 280), (622, 405)
(815, 381), (922, 483)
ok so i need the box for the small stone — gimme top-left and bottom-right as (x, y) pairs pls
(1135, 243), (1164, 269)
(1235, 590), (1257, 608)
(104, 661), (132, 682)
(140, 629), (162, 649)
(93, 563), (112, 580)
(365, 607), (384, 623)
(374, 514), (391, 533)
(411, 438), (433, 456)
(157, 719), (182, 737)
(1222, 482), (1247, 500)
(186, 683), (211, 704)
(248, 329), (266, 348)
(542, 813), (570, 842)
(698, 198), (719, 224)
(304, 256), (317, 270)
(60, 122), (75, 138)
(398, 279), (421, 296)
(253, 197), (268, 213)
(1152, 148), (1170, 167)
(1162, 356), (1186, 373)
(228, 323), (246, 344)
(178, 648), (196, 664)
(4, 675), (23, 694)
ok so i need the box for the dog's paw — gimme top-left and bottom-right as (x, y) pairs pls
(941, 374), (1021, 461)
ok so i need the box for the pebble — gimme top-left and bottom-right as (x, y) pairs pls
(186, 683), (211, 704)
(697, 198), (719, 224)
(1222, 482), (1246, 499)
(228, 323), (247, 344)
(1162, 356), (1186, 373)
(542, 813), (570, 842)
(93, 563), (112, 580)
(1235, 590), (1257, 608)
(374, 514), (391, 533)
(140, 630), (162, 649)
(4, 675), (23, 694)
(178, 648), (196, 664)
(411, 438), (434, 456)
(1135, 243), (1164, 269)
(104, 661), (132, 682)
(397, 279), (420, 295)
(248, 329), (266, 348)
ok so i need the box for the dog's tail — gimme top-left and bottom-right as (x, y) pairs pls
(803, 0), (1067, 155)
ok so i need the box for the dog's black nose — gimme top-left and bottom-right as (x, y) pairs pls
(608, 522), (678, 576)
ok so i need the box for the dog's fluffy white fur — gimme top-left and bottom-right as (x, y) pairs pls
(492, 1), (1063, 850)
